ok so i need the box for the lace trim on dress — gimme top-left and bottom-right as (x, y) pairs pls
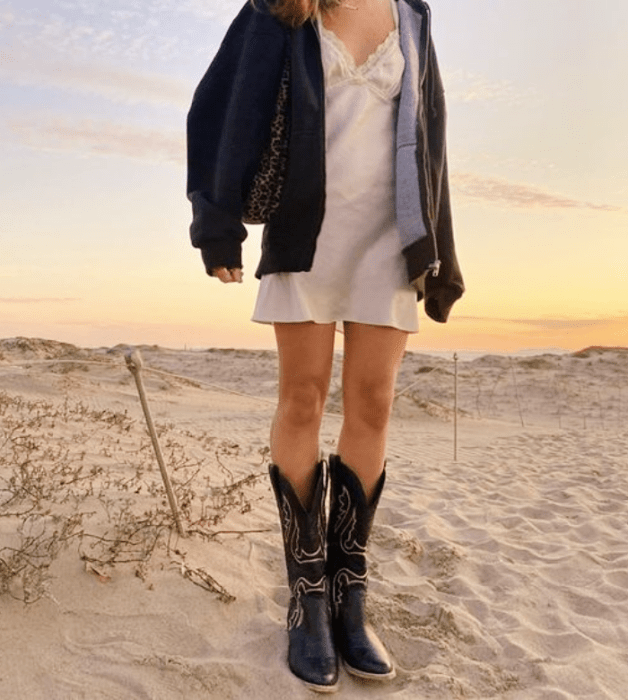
(319, 22), (399, 74)
(317, 2), (403, 101)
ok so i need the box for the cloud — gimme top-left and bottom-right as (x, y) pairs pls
(8, 115), (184, 163)
(173, 0), (244, 23)
(0, 49), (190, 108)
(456, 315), (626, 331)
(1, 1), (239, 65)
(8, 114), (623, 215)
(50, 0), (243, 24)
(451, 172), (623, 212)
(509, 318), (615, 331)
(0, 297), (80, 304)
(0, 9), (15, 29)
(443, 70), (535, 106)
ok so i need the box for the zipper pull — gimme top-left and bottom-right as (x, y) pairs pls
(428, 260), (441, 277)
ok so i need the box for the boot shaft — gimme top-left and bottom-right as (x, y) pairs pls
(326, 455), (385, 611)
(269, 462), (328, 627)
(325, 455), (395, 679)
(268, 461), (340, 692)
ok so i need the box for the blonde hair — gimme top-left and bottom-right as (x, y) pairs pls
(252, 0), (343, 27)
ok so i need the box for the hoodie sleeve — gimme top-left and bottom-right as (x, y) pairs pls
(423, 38), (465, 322)
(186, 2), (287, 275)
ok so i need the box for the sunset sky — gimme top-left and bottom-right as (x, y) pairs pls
(1, 0), (627, 353)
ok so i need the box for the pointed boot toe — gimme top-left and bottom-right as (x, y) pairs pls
(339, 620), (395, 680)
(288, 593), (339, 692)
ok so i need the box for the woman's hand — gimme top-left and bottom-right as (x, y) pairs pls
(212, 267), (243, 284)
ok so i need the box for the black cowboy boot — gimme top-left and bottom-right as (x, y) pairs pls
(269, 462), (339, 693)
(326, 454), (395, 680)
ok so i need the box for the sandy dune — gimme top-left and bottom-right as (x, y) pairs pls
(1, 337), (627, 699)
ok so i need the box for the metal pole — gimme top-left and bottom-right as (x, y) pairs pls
(454, 352), (458, 462)
(125, 348), (185, 537)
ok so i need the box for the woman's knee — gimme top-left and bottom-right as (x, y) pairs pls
(278, 378), (328, 428)
(344, 379), (394, 432)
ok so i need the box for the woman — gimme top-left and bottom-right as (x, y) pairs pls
(187, 0), (463, 692)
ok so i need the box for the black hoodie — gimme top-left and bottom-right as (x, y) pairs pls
(187, 0), (464, 322)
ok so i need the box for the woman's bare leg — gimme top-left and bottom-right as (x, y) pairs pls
(271, 321), (336, 507)
(337, 322), (408, 500)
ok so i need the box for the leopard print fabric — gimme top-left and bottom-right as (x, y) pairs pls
(242, 57), (291, 225)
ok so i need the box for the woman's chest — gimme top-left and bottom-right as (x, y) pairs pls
(321, 0), (396, 67)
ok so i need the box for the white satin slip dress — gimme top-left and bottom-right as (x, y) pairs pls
(252, 0), (419, 333)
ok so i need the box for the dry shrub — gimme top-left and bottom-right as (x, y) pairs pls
(0, 391), (267, 604)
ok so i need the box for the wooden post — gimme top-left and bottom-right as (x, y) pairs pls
(125, 349), (185, 537)
(454, 352), (459, 462)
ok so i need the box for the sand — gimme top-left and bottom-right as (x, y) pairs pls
(0, 337), (627, 699)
